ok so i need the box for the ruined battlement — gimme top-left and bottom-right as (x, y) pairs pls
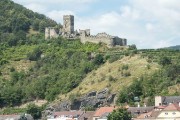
(80, 30), (127, 47)
(45, 15), (127, 47)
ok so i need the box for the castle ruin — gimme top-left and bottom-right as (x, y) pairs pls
(62, 15), (74, 35)
(45, 15), (127, 47)
(45, 27), (59, 39)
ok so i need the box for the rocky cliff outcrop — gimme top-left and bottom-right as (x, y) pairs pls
(43, 88), (116, 117)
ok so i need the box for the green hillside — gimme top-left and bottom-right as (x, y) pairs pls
(0, 0), (57, 46)
(167, 45), (180, 50)
(0, 0), (180, 117)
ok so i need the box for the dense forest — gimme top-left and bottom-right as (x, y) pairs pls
(0, 0), (57, 46)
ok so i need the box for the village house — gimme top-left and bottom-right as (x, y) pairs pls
(47, 110), (84, 120)
(155, 96), (180, 106)
(134, 103), (180, 120)
(134, 96), (180, 120)
(93, 107), (116, 120)
(127, 106), (154, 118)
(79, 111), (95, 120)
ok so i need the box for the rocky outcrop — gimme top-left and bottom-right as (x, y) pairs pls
(43, 88), (116, 118)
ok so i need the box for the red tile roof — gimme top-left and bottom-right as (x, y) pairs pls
(79, 111), (95, 120)
(54, 110), (83, 117)
(136, 111), (152, 119)
(94, 107), (116, 117)
(163, 103), (180, 111)
(157, 106), (167, 109)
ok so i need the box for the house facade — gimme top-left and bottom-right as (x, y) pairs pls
(134, 103), (180, 120)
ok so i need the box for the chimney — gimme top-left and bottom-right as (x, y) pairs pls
(138, 102), (140, 108)
(144, 103), (147, 107)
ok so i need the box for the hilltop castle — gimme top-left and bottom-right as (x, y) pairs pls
(45, 15), (127, 47)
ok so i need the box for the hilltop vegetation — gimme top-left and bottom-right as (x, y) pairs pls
(57, 55), (159, 102)
(166, 45), (180, 50)
(0, 38), (101, 107)
(0, 0), (57, 46)
(117, 49), (180, 105)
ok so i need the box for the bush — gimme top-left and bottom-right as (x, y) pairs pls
(107, 108), (132, 120)
(26, 104), (41, 119)
(108, 75), (117, 81)
(122, 64), (129, 70)
(10, 67), (15, 72)
(108, 55), (121, 63)
(93, 54), (104, 65)
(27, 47), (42, 61)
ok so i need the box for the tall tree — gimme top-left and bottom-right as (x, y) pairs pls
(107, 108), (132, 120)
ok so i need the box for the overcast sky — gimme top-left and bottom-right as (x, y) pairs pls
(12, 0), (180, 49)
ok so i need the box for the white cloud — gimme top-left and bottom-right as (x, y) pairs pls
(47, 10), (75, 24)
(145, 23), (154, 32)
(25, 3), (47, 13)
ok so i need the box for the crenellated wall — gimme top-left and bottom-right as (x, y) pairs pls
(80, 31), (127, 47)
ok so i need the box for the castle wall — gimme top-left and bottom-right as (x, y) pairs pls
(80, 35), (114, 47)
(45, 27), (59, 39)
(113, 37), (127, 46)
(80, 32), (127, 47)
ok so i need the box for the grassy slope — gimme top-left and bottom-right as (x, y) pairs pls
(168, 84), (180, 95)
(0, 45), (37, 80)
(57, 55), (159, 102)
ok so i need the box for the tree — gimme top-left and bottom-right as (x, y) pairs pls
(39, 21), (47, 32)
(93, 54), (104, 65)
(26, 103), (41, 119)
(27, 47), (42, 61)
(107, 108), (131, 120)
(159, 56), (171, 66)
(128, 44), (137, 50)
(32, 19), (40, 31)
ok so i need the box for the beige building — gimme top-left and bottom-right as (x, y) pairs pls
(134, 103), (180, 120)
(155, 96), (180, 107)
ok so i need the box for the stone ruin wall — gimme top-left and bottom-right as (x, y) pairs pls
(80, 32), (127, 47)
(45, 15), (127, 47)
(80, 34), (114, 47)
(45, 27), (59, 39)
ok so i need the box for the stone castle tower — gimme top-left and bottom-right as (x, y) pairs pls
(63, 15), (74, 35)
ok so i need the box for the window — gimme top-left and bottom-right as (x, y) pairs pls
(165, 113), (168, 115)
(172, 112), (176, 115)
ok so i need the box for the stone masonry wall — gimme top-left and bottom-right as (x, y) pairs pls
(45, 27), (59, 39)
(80, 35), (114, 47)
(80, 32), (127, 47)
